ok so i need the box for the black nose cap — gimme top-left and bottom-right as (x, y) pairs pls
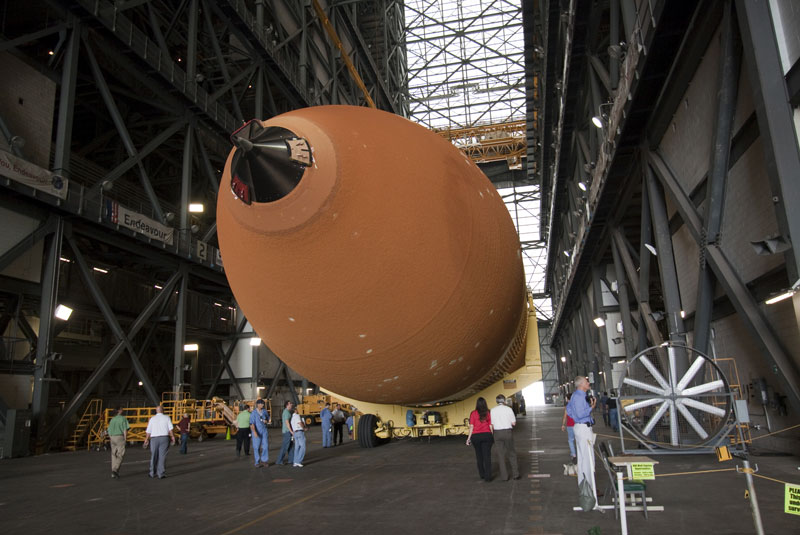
(229, 120), (312, 204)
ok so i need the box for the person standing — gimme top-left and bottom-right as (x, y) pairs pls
(276, 400), (295, 465)
(290, 407), (307, 467)
(107, 407), (129, 479)
(491, 394), (520, 481)
(599, 391), (610, 426)
(465, 397), (494, 482)
(566, 377), (598, 507)
(561, 393), (577, 464)
(250, 399), (271, 467)
(143, 405), (175, 479)
(235, 404), (251, 457)
(177, 412), (191, 454)
(345, 412), (354, 440)
(320, 402), (333, 448)
(607, 392), (619, 432)
(331, 403), (345, 446)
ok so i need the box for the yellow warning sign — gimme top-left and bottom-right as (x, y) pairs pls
(630, 463), (655, 481)
(785, 484), (800, 515)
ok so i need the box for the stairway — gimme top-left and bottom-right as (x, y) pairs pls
(65, 399), (103, 451)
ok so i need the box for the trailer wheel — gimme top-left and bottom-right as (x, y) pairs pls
(304, 416), (314, 427)
(358, 414), (379, 448)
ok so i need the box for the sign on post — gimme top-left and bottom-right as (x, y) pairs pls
(786, 484), (800, 515)
(630, 463), (655, 481)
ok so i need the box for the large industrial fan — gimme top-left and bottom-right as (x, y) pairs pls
(617, 342), (736, 453)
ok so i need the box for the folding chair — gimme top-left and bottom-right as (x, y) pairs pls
(599, 451), (648, 519)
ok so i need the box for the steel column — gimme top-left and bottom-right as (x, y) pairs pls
(736, 0), (800, 282)
(264, 359), (286, 402)
(649, 149), (800, 409)
(592, 266), (613, 391)
(52, 22), (80, 178)
(65, 233), (159, 404)
(43, 270), (181, 445)
(31, 216), (63, 434)
(173, 263), (188, 393)
(180, 125), (193, 253)
(611, 235), (637, 358)
(83, 37), (165, 223)
(694, 1), (741, 354)
(202, 0), (245, 124)
(645, 166), (689, 376)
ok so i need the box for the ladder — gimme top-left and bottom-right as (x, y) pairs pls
(65, 399), (103, 451)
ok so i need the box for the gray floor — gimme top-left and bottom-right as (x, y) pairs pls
(0, 406), (797, 534)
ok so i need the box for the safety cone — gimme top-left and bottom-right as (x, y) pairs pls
(226, 427), (231, 440)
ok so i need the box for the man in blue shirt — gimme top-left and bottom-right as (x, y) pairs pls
(566, 376), (598, 508)
(320, 402), (333, 448)
(249, 399), (271, 468)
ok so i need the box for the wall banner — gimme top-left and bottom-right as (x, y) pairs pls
(0, 149), (68, 200)
(104, 199), (174, 245)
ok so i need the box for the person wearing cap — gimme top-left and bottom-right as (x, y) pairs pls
(567, 376), (598, 507)
(320, 402), (333, 448)
(490, 394), (520, 481)
(143, 405), (175, 479)
(235, 403), (251, 457)
(107, 406), (129, 479)
(249, 399), (271, 467)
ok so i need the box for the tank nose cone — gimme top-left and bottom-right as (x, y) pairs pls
(229, 120), (312, 205)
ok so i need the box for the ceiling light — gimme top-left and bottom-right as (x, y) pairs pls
(48, 50), (54, 56)
(250, 337), (262, 346)
(560, 356), (566, 362)
(563, 250), (570, 257)
(680, 310), (686, 318)
(54, 304), (73, 321)
(154, 284), (163, 290)
(765, 291), (795, 305)
(644, 243), (657, 256)
(189, 203), (204, 213)
(59, 257), (71, 263)
(578, 181), (587, 191)
(591, 116), (604, 128)
(593, 317), (605, 327)
(138, 381), (143, 386)
(183, 343), (199, 351)
(214, 302), (222, 307)
(93, 267), (108, 274)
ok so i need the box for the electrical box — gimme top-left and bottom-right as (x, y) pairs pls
(734, 399), (750, 424)
(2, 409), (32, 458)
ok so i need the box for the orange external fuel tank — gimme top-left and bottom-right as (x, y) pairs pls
(217, 105), (527, 405)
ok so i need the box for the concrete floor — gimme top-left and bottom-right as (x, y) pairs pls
(0, 406), (797, 534)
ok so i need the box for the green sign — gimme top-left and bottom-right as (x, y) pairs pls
(630, 462), (655, 481)
(786, 484), (800, 515)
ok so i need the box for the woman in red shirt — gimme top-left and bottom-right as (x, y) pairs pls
(465, 397), (494, 482)
(561, 393), (576, 464)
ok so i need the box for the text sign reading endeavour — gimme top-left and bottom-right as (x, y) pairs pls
(786, 484), (800, 515)
(630, 463), (655, 481)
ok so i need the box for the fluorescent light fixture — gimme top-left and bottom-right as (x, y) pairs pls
(560, 356), (566, 362)
(138, 381), (143, 386)
(220, 317), (227, 321)
(765, 291), (795, 305)
(644, 243), (657, 256)
(591, 116), (604, 128)
(578, 181), (587, 191)
(154, 284), (163, 290)
(680, 310), (686, 318)
(257, 386), (265, 390)
(616, 321), (623, 333)
(593, 317), (606, 327)
(188, 203), (204, 213)
(183, 343), (199, 351)
(92, 267), (108, 274)
(54, 304), (73, 320)
(250, 337), (262, 346)
(214, 302), (222, 307)
(59, 257), (71, 263)
(563, 250), (570, 257)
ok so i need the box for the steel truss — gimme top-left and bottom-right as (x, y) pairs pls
(540, 0), (800, 412)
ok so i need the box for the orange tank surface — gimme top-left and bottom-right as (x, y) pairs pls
(217, 106), (526, 405)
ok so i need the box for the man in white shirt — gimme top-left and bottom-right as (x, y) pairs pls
(143, 405), (176, 479)
(490, 394), (520, 481)
(289, 409), (307, 467)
